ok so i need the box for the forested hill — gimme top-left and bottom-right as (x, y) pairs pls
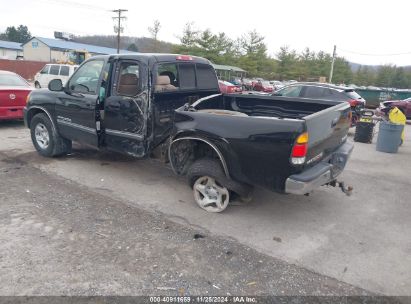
(72, 35), (176, 53)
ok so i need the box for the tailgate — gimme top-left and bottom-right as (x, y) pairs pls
(304, 102), (351, 165)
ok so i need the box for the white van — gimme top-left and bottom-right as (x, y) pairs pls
(34, 64), (78, 89)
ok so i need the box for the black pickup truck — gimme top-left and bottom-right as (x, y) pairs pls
(24, 54), (354, 212)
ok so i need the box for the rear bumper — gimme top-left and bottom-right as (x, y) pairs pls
(0, 106), (25, 120)
(285, 140), (354, 195)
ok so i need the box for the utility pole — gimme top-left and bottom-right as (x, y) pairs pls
(329, 45), (336, 83)
(112, 9), (128, 54)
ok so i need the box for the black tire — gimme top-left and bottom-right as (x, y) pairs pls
(187, 158), (253, 199)
(34, 82), (41, 89)
(30, 113), (71, 157)
(187, 158), (226, 188)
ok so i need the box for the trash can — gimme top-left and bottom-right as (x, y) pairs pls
(354, 121), (375, 143)
(376, 121), (404, 153)
(354, 110), (375, 143)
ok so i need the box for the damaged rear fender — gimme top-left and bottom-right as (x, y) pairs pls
(168, 136), (230, 178)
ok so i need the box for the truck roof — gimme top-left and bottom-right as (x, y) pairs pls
(92, 53), (212, 66)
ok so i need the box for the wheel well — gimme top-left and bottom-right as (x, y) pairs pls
(169, 138), (229, 177)
(26, 108), (55, 132)
(26, 108), (44, 127)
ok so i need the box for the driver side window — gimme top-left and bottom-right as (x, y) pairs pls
(68, 60), (104, 94)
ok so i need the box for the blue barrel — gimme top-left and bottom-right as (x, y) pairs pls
(376, 121), (404, 153)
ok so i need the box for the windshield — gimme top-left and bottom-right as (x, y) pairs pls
(261, 81), (271, 86)
(0, 74), (29, 87)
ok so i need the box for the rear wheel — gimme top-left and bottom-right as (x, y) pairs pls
(187, 158), (231, 213)
(193, 176), (230, 213)
(30, 113), (71, 157)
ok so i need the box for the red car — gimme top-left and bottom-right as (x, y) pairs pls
(253, 80), (274, 93)
(218, 80), (242, 94)
(376, 98), (411, 119)
(0, 70), (32, 120)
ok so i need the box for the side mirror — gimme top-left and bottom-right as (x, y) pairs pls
(48, 79), (63, 91)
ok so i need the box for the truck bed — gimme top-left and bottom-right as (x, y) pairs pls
(175, 93), (352, 192)
(195, 94), (338, 119)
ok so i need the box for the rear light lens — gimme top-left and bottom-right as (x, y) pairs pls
(348, 99), (358, 107)
(176, 55), (193, 61)
(291, 132), (309, 165)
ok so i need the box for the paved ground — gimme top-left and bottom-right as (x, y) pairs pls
(0, 120), (410, 296)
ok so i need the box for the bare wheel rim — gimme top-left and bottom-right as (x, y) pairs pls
(34, 123), (50, 150)
(193, 176), (230, 213)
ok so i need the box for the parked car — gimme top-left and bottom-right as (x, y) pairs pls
(34, 64), (78, 89)
(269, 80), (284, 90)
(218, 80), (242, 94)
(242, 78), (254, 90)
(0, 70), (32, 120)
(253, 80), (274, 93)
(24, 54), (353, 213)
(376, 97), (411, 119)
(274, 83), (366, 126)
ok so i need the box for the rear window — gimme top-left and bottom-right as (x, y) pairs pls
(304, 86), (327, 98)
(49, 65), (60, 75)
(196, 64), (218, 90)
(0, 74), (28, 86)
(155, 62), (218, 93)
(179, 63), (196, 89)
(59, 66), (70, 76)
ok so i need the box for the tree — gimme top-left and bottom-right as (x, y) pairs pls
(2, 25), (31, 43)
(375, 65), (395, 87)
(127, 43), (139, 52)
(238, 30), (269, 76)
(391, 67), (409, 89)
(148, 20), (161, 41)
(276, 46), (298, 80)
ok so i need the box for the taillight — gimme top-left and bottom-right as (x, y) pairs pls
(176, 55), (193, 61)
(348, 99), (358, 107)
(291, 132), (309, 165)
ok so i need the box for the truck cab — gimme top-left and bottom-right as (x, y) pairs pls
(26, 54), (219, 158)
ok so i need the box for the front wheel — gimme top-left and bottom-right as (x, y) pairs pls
(34, 82), (41, 89)
(30, 113), (71, 157)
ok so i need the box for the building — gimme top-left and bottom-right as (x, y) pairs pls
(22, 37), (131, 64)
(0, 40), (23, 60)
(212, 64), (247, 81)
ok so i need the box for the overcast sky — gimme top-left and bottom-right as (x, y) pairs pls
(1, 0), (411, 66)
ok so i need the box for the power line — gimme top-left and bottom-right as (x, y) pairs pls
(339, 48), (411, 57)
(112, 9), (128, 54)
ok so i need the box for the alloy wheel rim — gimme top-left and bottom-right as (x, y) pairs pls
(34, 123), (50, 149)
(193, 176), (229, 212)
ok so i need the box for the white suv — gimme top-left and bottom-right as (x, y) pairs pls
(34, 64), (78, 89)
